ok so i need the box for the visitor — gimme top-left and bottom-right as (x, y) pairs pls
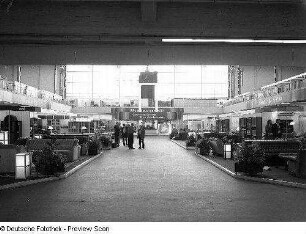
(114, 122), (120, 147)
(137, 122), (146, 149)
(127, 123), (135, 149)
(265, 119), (273, 139)
(121, 124), (128, 146)
(126, 123), (131, 147)
(272, 119), (282, 139)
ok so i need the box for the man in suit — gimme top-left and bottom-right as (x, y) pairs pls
(137, 122), (146, 149)
(121, 124), (128, 146)
(127, 123), (135, 149)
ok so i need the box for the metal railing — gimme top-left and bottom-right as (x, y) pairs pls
(0, 79), (70, 106)
(219, 72), (306, 107)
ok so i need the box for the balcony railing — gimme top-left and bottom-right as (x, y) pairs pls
(0, 79), (70, 106)
(219, 72), (306, 107)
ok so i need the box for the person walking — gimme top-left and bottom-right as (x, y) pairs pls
(121, 124), (128, 146)
(137, 122), (146, 149)
(127, 123), (135, 149)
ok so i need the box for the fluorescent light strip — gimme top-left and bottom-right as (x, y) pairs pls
(162, 39), (306, 44)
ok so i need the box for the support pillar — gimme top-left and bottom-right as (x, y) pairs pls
(138, 84), (142, 112)
(154, 84), (158, 112)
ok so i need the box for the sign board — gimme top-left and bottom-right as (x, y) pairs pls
(130, 112), (166, 121)
(0, 105), (41, 112)
(249, 95), (283, 109)
(111, 107), (184, 121)
(139, 71), (158, 83)
(141, 85), (155, 99)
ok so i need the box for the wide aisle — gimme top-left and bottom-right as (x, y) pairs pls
(0, 136), (306, 221)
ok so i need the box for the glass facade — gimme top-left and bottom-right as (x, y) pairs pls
(66, 65), (228, 106)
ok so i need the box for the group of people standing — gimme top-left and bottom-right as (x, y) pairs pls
(265, 119), (282, 139)
(114, 122), (146, 149)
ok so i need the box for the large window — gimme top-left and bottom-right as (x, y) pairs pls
(66, 65), (228, 106)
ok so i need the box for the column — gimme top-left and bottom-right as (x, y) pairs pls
(154, 84), (158, 112)
(138, 84), (142, 112)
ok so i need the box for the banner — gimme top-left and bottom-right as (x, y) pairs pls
(111, 108), (183, 121)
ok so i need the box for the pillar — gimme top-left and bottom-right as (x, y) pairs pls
(138, 84), (142, 112)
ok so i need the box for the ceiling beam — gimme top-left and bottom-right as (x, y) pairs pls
(1, 1), (305, 39)
(1, 44), (306, 66)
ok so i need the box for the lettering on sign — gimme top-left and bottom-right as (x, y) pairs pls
(250, 95), (283, 108)
(129, 108), (164, 113)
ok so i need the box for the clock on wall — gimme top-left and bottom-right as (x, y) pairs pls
(139, 71), (158, 83)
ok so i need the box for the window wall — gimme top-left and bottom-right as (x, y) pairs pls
(66, 65), (228, 106)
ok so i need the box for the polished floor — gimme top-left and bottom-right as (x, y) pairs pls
(0, 136), (306, 221)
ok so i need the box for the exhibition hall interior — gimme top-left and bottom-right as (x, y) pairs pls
(0, 0), (306, 222)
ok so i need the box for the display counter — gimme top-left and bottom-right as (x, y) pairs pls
(46, 133), (94, 144)
(44, 134), (94, 156)
(244, 139), (301, 155)
(245, 139), (306, 178)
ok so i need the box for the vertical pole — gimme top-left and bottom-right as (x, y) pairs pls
(63, 66), (67, 99)
(54, 65), (57, 94)
(18, 66), (21, 94)
(91, 65), (94, 101)
(8, 110), (11, 144)
(38, 65), (41, 90)
(118, 66), (121, 107)
(201, 65), (203, 99)
(173, 65), (176, 99)
(28, 111), (31, 139)
(139, 84), (142, 112)
(154, 84), (158, 112)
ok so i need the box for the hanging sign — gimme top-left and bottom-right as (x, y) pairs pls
(249, 95), (283, 109)
(139, 71), (158, 83)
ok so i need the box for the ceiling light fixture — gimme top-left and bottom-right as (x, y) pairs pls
(162, 39), (306, 44)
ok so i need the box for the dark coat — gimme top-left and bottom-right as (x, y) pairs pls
(127, 125), (135, 135)
(114, 125), (120, 136)
(265, 123), (273, 139)
(272, 123), (282, 138)
(138, 126), (145, 139)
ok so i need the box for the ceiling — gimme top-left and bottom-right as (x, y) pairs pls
(28, 0), (305, 2)
(0, 0), (305, 65)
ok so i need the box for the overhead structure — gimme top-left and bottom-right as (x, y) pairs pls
(0, 0), (305, 65)
(141, 1), (157, 23)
